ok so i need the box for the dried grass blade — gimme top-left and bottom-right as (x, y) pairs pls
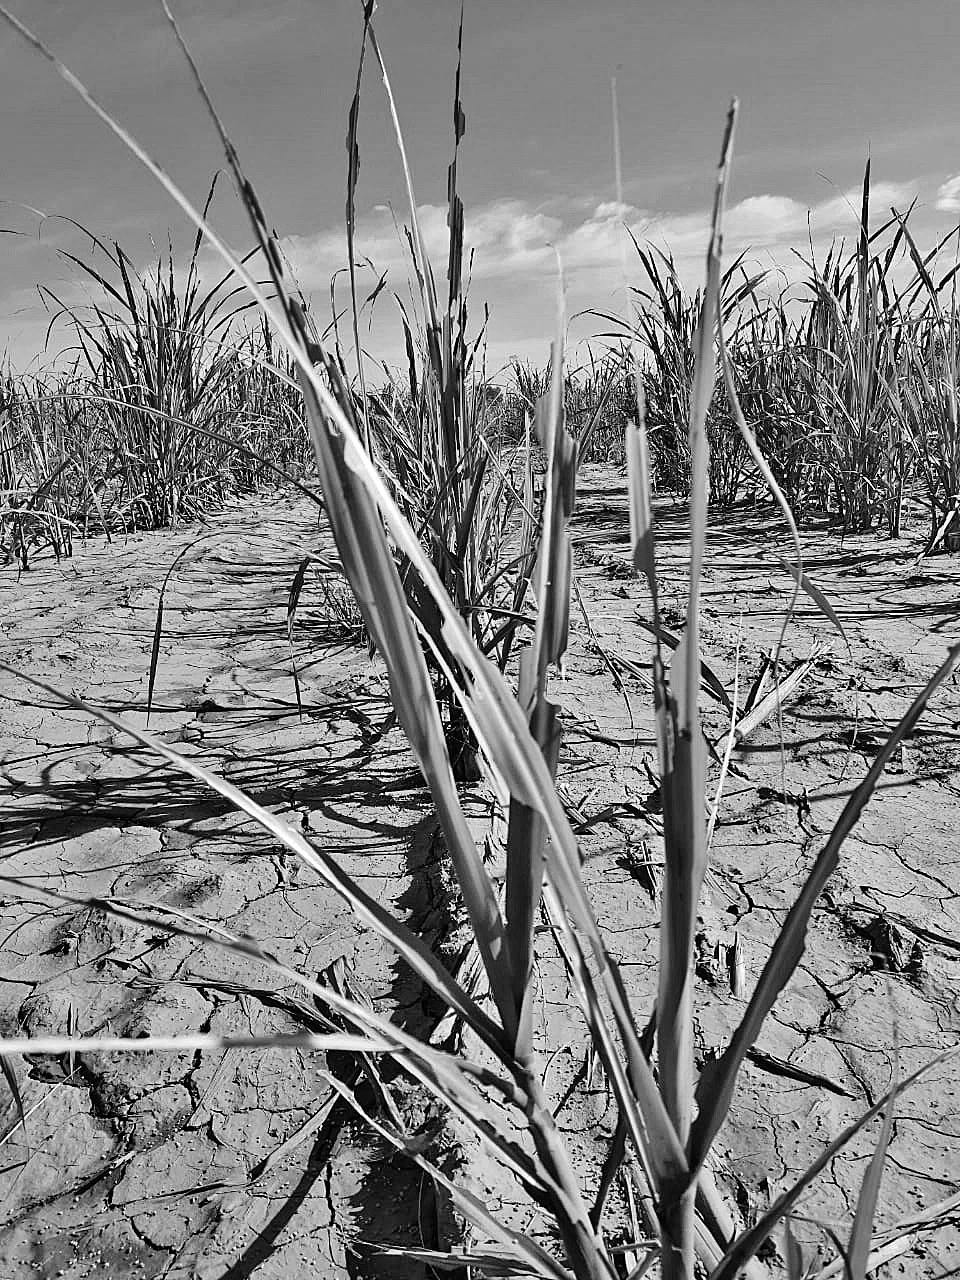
(732, 649), (820, 743)
(626, 419), (660, 625)
(0, 1058), (25, 1143)
(634, 619), (731, 711)
(286, 554), (312, 719)
(774, 558), (850, 656)
(718, 324), (804, 668)
(365, 1246), (543, 1277)
(0, 1032), (390, 1057)
(146, 538), (203, 725)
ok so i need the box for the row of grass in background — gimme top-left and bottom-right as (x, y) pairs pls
(0, 197), (310, 568)
(385, 176), (960, 552)
(500, 169), (960, 551)
(5, 161), (960, 570)
(618, 168), (960, 548)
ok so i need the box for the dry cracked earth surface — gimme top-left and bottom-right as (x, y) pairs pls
(1, 468), (959, 1279)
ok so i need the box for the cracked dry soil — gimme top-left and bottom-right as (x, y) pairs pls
(1, 469), (959, 1278)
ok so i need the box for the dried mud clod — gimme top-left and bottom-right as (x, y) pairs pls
(618, 838), (663, 902)
(16, 984), (213, 1147)
(859, 913), (925, 977)
(694, 930), (745, 997)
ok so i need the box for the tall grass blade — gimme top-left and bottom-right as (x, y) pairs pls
(718, 312), (804, 665)
(146, 538), (201, 725)
(365, 19), (441, 344)
(652, 102), (737, 1280)
(286, 553), (312, 718)
(846, 1054), (898, 1279)
(505, 298), (574, 1053)
(345, 1), (376, 449)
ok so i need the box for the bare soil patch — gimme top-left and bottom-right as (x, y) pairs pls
(1, 469), (958, 1277)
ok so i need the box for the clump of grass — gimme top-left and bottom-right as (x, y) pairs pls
(324, 7), (547, 778)
(495, 352), (637, 470)
(1, 10), (959, 1280)
(577, 168), (960, 543)
(1, 213), (312, 566)
(1, 364), (81, 566)
(618, 242), (762, 505)
(310, 567), (368, 644)
(889, 218), (960, 550)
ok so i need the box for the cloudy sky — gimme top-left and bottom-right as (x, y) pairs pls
(2, 0), (959, 376)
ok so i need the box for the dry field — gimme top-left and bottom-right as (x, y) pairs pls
(1, 476), (958, 1278)
(2, 7), (960, 1280)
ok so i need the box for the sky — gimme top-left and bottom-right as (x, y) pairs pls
(2, 0), (960, 378)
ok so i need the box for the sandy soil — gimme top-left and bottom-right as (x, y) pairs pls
(1, 469), (958, 1278)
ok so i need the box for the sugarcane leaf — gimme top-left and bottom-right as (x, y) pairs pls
(146, 537), (204, 726)
(775, 557), (850, 656)
(286, 554), (312, 719)
(847, 1055), (898, 1279)
(658, 99), (737, 1154)
(300, 372), (518, 1043)
(634, 619), (732, 711)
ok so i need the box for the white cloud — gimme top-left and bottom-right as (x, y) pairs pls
(223, 171), (960, 377)
(936, 175), (960, 212)
(719, 180), (918, 250)
(725, 195), (807, 242)
(278, 176), (928, 305)
(282, 198), (562, 293)
(812, 179), (917, 228)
